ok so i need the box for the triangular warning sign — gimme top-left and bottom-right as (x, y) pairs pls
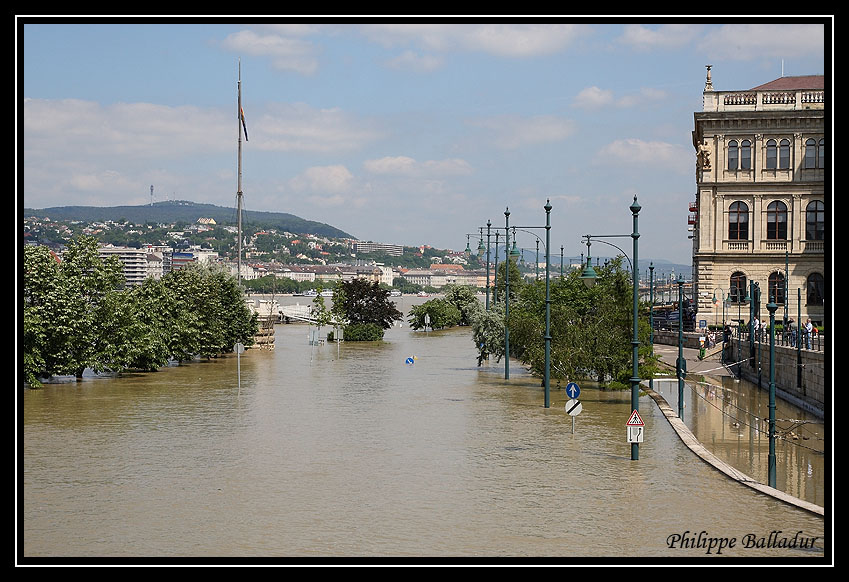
(626, 409), (644, 426)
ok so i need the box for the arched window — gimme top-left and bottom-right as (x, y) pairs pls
(766, 139), (777, 169)
(819, 138), (825, 168)
(806, 273), (824, 306)
(740, 139), (751, 169)
(806, 200), (824, 240)
(729, 272), (747, 303)
(727, 140), (738, 170)
(779, 139), (791, 169)
(805, 138), (817, 169)
(766, 201), (787, 239)
(768, 272), (786, 305)
(728, 201), (748, 240)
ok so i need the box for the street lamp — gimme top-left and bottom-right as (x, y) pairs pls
(484, 221), (492, 310)
(767, 301), (778, 488)
(508, 202), (553, 407)
(649, 263), (654, 393)
(677, 275), (686, 420)
(477, 201), (554, 406)
(579, 195), (642, 460)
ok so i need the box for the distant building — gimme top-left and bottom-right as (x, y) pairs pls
(350, 241), (404, 256)
(98, 245), (149, 286)
(691, 68), (825, 327)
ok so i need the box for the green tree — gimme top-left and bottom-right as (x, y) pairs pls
(40, 236), (125, 379)
(310, 283), (334, 340)
(408, 299), (461, 330)
(470, 302), (505, 366)
(23, 245), (59, 385)
(474, 257), (658, 387)
(333, 278), (401, 340)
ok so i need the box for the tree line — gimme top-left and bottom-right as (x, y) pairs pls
(23, 236), (258, 387)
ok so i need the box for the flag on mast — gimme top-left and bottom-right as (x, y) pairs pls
(240, 106), (249, 142)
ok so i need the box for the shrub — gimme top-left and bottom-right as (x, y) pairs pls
(343, 322), (385, 341)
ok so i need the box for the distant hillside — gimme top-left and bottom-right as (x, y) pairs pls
(24, 200), (356, 240)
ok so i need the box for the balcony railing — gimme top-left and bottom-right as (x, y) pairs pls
(707, 89), (825, 112)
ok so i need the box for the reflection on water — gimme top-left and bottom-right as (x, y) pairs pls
(652, 375), (825, 508)
(23, 297), (827, 559)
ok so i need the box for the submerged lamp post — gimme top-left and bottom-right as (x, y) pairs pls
(475, 200), (554, 406)
(580, 195), (642, 460)
(767, 301), (778, 488)
(677, 275), (685, 419)
(509, 201), (553, 407)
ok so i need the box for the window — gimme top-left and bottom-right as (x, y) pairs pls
(728, 201), (748, 240)
(766, 139), (777, 169)
(805, 138), (817, 169)
(727, 140), (738, 170)
(768, 272), (786, 305)
(779, 139), (790, 169)
(806, 200), (824, 240)
(766, 201), (787, 239)
(806, 273), (824, 306)
(729, 272), (747, 303)
(740, 140), (751, 169)
(819, 138), (825, 168)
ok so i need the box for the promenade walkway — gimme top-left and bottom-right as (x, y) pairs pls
(645, 341), (825, 517)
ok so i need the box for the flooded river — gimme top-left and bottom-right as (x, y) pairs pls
(22, 296), (828, 560)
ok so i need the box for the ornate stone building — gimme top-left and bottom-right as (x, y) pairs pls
(691, 67), (825, 328)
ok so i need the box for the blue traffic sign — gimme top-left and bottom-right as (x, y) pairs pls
(565, 382), (581, 399)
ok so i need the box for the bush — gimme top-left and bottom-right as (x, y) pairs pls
(343, 322), (385, 341)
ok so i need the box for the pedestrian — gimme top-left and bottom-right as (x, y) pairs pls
(805, 318), (813, 349)
(787, 319), (796, 347)
(753, 318), (760, 340)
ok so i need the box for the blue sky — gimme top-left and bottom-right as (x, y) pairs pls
(20, 20), (829, 265)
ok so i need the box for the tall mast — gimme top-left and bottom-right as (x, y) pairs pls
(237, 59), (243, 286)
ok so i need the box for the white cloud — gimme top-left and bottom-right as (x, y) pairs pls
(221, 29), (319, 74)
(384, 50), (443, 72)
(363, 156), (472, 177)
(258, 103), (384, 153)
(470, 115), (576, 149)
(289, 165), (355, 194)
(573, 86), (614, 109)
(618, 24), (701, 50)
(574, 86), (668, 109)
(359, 23), (586, 57)
(598, 138), (690, 172)
(700, 23), (825, 60)
(24, 98), (229, 161)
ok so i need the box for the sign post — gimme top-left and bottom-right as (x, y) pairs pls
(565, 389), (582, 434)
(235, 342), (245, 395)
(626, 409), (644, 444)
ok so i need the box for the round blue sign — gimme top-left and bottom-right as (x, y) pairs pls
(565, 382), (581, 399)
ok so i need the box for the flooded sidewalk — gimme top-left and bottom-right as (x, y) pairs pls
(649, 342), (826, 512)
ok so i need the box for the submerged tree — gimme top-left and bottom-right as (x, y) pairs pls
(333, 278), (402, 341)
(473, 257), (658, 387)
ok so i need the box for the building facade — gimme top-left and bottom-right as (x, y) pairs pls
(98, 245), (149, 286)
(691, 68), (826, 328)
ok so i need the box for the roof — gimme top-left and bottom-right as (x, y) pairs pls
(750, 75), (824, 91)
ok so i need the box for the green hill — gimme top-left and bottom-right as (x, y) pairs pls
(24, 200), (355, 240)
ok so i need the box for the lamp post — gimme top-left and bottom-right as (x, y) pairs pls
(504, 207), (511, 381)
(677, 275), (685, 419)
(767, 301), (778, 488)
(477, 201), (554, 405)
(508, 204), (553, 407)
(485, 221), (492, 310)
(579, 195), (642, 460)
(649, 263), (654, 392)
